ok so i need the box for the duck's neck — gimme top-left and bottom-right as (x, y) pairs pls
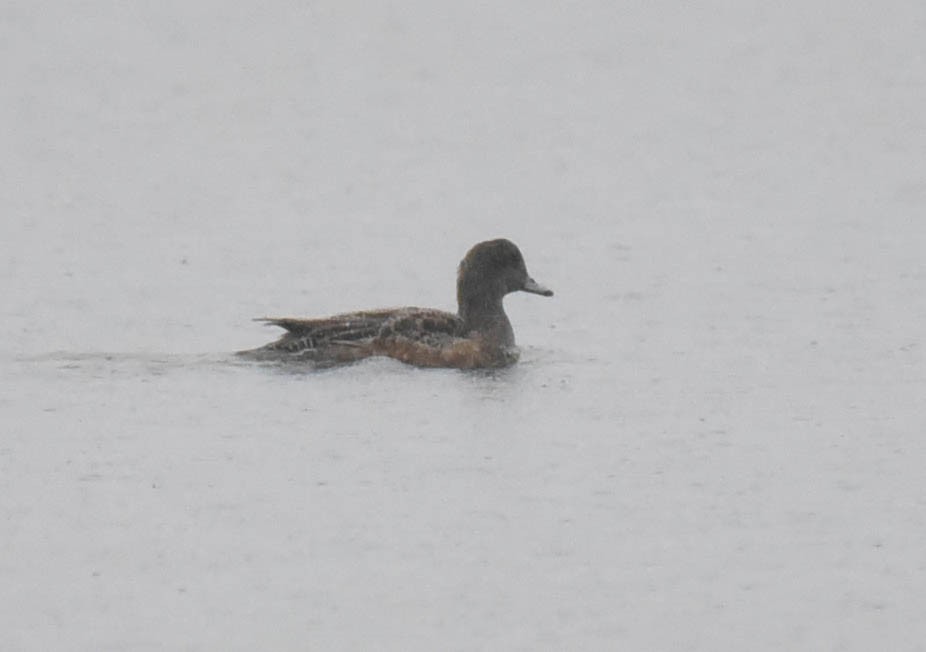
(458, 293), (515, 347)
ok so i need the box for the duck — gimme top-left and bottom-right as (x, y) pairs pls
(238, 238), (553, 368)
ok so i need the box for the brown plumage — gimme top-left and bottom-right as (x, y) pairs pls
(238, 239), (552, 368)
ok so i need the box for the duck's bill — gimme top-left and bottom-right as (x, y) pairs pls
(523, 277), (554, 297)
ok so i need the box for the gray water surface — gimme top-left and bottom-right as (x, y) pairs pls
(3, 1), (926, 650)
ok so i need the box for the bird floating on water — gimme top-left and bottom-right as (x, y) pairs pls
(238, 238), (553, 368)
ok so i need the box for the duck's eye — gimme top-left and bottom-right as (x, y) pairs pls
(486, 240), (523, 268)
(500, 248), (521, 267)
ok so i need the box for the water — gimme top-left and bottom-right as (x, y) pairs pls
(3, 2), (926, 650)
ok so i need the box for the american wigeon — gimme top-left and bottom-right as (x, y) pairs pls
(238, 238), (552, 368)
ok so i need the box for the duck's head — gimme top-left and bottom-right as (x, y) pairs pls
(456, 239), (553, 316)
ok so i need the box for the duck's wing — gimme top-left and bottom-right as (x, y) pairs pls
(376, 308), (466, 345)
(256, 309), (399, 346)
(246, 308), (398, 357)
(238, 307), (460, 362)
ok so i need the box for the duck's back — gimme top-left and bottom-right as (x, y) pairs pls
(238, 307), (465, 364)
